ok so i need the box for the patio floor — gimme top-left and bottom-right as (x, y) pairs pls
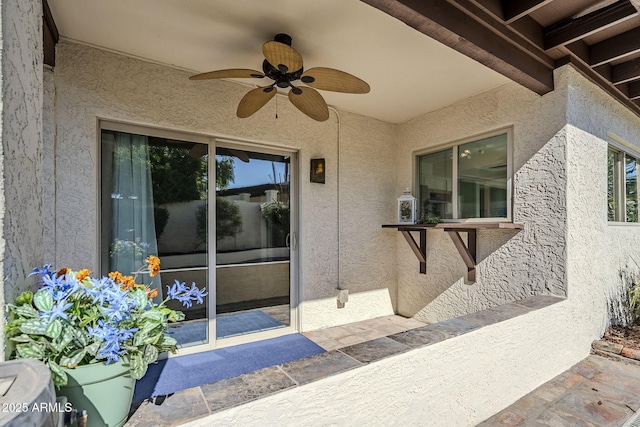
(126, 297), (640, 426)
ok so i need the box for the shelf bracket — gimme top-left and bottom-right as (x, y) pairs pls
(400, 229), (427, 274)
(444, 229), (477, 284)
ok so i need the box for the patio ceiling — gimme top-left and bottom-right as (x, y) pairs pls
(364, 0), (640, 117)
(43, 1), (640, 123)
(43, 0), (510, 124)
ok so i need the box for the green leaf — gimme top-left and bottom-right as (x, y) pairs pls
(9, 335), (34, 344)
(143, 345), (158, 364)
(161, 335), (177, 348)
(19, 318), (48, 335)
(33, 290), (53, 312)
(60, 349), (86, 368)
(11, 304), (38, 318)
(129, 353), (147, 380)
(58, 327), (75, 350)
(15, 291), (33, 306)
(71, 327), (88, 347)
(15, 343), (45, 359)
(84, 342), (100, 356)
(47, 360), (67, 387)
(44, 319), (63, 339)
(141, 310), (164, 322)
(133, 289), (148, 310)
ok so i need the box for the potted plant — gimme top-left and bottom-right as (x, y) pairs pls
(4, 256), (206, 427)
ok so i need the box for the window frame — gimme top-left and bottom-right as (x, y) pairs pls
(414, 128), (513, 223)
(608, 143), (640, 224)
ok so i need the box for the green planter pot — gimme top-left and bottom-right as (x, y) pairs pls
(58, 362), (135, 427)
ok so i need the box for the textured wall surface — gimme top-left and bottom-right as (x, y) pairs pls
(185, 67), (640, 427)
(51, 41), (397, 331)
(395, 77), (569, 322)
(0, 0), (44, 359)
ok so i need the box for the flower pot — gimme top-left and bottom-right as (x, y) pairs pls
(58, 362), (135, 427)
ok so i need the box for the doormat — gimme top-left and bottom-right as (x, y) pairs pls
(133, 333), (325, 402)
(165, 310), (285, 345)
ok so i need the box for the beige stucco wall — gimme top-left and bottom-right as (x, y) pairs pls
(50, 41), (397, 332)
(182, 65), (640, 427)
(0, 0), (44, 360)
(395, 70), (568, 322)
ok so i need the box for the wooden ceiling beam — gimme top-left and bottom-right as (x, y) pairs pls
(361, 0), (554, 95)
(451, 0), (552, 66)
(43, 0), (59, 67)
(590, 26), (640, 65)
(544, 0), (638, 50)
(612, 57), (640, 84)
(629, 81), (640, 99)
(503, 0), (554, 24)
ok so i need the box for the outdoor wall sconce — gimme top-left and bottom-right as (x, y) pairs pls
(310, 158), (325, 183)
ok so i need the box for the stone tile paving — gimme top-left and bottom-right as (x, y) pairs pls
(125, 296), (564, 427)
(477, 354), (640, 426)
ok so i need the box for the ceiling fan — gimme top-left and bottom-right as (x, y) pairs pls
(189, 33), (370, 122)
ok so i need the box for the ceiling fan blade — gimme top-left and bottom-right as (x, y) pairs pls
(227, 148), (250, 163)
(263, 41), (303, 73)
(288, 87), (330, 122)
(237, 86), (276, 118)
(189, 69), (265, 80)
(301, 67), (370, 94)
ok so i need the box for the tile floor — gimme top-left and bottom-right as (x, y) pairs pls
(302, 315), (426, 350)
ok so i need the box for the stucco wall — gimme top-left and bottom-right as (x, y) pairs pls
(394, 74), (568, 322)
(51, 41), (397, 332)
(0, 0), (44, 359)
(183, 65), (640, 427)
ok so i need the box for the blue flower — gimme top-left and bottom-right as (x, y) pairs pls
(166, 280), (208, 308)
(40, 300), (73, 322)
(87, 320), (138, 364)
(39, 274), (81, 302)
(30, 264), (55, 279)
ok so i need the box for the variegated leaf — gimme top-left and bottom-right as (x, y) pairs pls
(143, 344), (158, 364)
(33, 290), (53, 312)
(44, 319), (62, 339)
(129, 353), (146, 380)
(47, 360), (67, 387)
(19, 318), (48, 335)
(60, 349), (86, 368)
(15, 343), (45, 359)
(85, 342), (100, 356)
(11, 304), (38, 318)
(9, 335), (35, 343)
(133, 289), (148, 310)
(58, 327), (74, 349)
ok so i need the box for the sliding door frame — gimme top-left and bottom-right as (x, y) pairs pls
(98, 120), (300, 357)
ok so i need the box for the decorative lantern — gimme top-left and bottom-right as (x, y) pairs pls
(397, 188), (417, 224)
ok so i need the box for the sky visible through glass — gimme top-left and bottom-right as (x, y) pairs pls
(224, 158), (288, 189)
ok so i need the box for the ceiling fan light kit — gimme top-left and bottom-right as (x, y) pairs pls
(190, 33), (370, 122)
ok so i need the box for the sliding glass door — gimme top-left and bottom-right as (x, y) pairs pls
(215, 144), (293, 340)
(101, 124), (296, 352)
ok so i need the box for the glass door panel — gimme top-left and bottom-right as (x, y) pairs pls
(215, 146), (291, 339)
(101, 130), (210, 349)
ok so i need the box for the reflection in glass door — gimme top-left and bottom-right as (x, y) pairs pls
(101, 130), (210, 350)
(215, 146), (291, 339)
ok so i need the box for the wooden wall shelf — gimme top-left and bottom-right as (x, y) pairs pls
(382, 222), (524, 283)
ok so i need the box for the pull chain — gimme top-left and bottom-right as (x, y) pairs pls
(275, 93), (279, 119)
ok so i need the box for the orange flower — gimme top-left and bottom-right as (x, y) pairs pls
(76, 269), (91, 282)
(145, 287), (158, 299)
(109, 271), (124, 284)
(56, 268), (71, 278)
(121, 276), (136, 290)
(146, 256), (161, 277)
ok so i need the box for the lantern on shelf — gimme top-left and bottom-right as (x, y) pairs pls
(397, 188), (417, 224)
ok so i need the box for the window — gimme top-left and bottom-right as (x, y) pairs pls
(608, 146), (639, 222)
(417, 131), (510, 221)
